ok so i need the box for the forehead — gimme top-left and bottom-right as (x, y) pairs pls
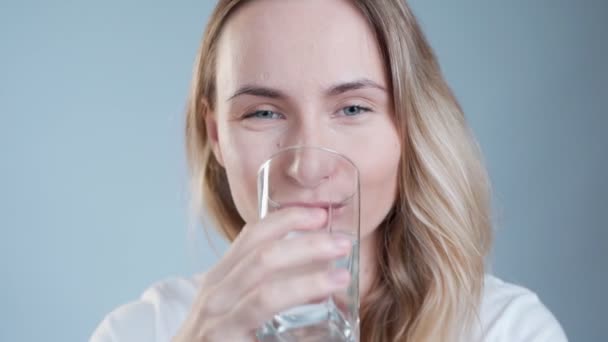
(215, 0), (387, 98)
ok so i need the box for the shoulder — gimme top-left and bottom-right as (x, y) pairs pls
(90, 275), (200, 342)
(477, 274), (568, 342)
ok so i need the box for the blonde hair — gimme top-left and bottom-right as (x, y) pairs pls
(186, 0), (493, 341)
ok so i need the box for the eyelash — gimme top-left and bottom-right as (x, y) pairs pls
(242, 105), (372, 120)
(242, 110), (284, 120)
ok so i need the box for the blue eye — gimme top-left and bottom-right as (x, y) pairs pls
(244, 110), (283, 120)
(341, 105), (371, 116)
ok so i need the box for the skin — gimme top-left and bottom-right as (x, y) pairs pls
(175, 0), (401, 340)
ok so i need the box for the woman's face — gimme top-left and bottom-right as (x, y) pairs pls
(209, 0), (401, 240)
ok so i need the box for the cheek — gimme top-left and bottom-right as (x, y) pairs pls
(219, 130), (274, 224)
(224, 162), (258, 223)
(354, 127), (401, 238)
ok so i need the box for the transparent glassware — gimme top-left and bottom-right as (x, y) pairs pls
(255, 146), (360, 342)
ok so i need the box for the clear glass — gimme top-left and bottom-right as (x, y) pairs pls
(256, 146), (360, 342)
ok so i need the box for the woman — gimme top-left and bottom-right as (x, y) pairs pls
(92, 0), (567, 341)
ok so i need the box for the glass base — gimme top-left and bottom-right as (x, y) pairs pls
(257, 299), (356, 342)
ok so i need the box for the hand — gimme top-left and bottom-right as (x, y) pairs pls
(172, 207), (352, 342)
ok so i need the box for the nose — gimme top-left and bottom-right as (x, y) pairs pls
(285, 146), (336, 188)
(280, 113), (328, 149)
(279, 114), (336, 188)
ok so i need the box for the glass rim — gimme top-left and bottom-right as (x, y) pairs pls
(257, 145), (360, 208)
(257, 145), (360, 178)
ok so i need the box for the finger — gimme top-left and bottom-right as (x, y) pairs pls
(209, 207), (327, 282)
(229, 267), (351, 330)
(207, 231), (352, 310)
(235, 206), (328, 253)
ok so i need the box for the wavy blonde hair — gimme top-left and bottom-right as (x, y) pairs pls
(186, 0), (493, 341)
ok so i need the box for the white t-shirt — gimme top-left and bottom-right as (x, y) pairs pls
(90, 274), (568, 341)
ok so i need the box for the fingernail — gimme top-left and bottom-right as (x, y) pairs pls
(329, 269), (350, 286)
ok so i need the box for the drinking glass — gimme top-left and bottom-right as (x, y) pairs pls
(255, 146), (360, 342)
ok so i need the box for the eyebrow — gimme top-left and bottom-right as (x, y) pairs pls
(226, 78), (386, 102)
(227, 85), (286, 101)
(326, 79), (387, 96)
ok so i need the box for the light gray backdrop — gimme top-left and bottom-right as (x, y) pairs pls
(1, 1), (606, 341)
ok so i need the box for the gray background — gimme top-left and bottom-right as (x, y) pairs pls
(1, 1), (605, 341)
